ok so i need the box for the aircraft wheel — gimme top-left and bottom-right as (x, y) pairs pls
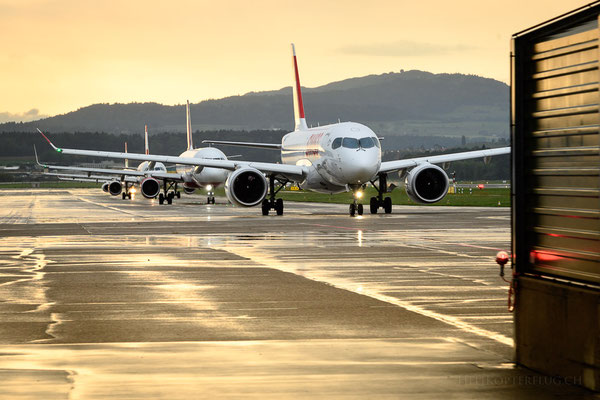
(127, 193), (132, 199)
(167, 196), (172, 205)
(262, 200), (270, 216)
(176, 191), (181, 199)
(384, 197), (392, 214)
(159, 193), (164, 205)
(275, 198), (284, 216)
(369, 197), (378, 214)
(357, 203), (363, 215)
(349, 203), (356, 217)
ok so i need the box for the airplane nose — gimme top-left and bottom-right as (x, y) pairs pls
(344, 151), (379, 184)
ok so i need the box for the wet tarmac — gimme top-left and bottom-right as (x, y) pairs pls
(0, 189), (594, 399)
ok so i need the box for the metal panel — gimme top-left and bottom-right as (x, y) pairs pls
(512, 6), (600, 285)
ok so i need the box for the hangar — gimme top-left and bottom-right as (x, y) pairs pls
(511, 1), (600, 391)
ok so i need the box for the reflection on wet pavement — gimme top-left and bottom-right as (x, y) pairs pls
(0, 189), (591, 399)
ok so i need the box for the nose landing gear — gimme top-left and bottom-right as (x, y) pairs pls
(349, 186), (365, 217)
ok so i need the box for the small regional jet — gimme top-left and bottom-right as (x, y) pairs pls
(38, 44), (510, 217)
(36, 101), (230, 204)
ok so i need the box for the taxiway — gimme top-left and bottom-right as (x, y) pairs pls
(0, 189), (591, 399)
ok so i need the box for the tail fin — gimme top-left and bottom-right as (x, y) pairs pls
(291, 43), (308, 131)
(124, 142), (129, 168)
(144, 125), (149, 155)
(186, 100), (194, 150)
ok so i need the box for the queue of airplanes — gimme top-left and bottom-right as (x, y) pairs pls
(37, 43), (510, 217)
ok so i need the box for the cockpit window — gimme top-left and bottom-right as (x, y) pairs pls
(359, 137), (375, 149)
(342, 137), (359, 149)
(373, 137), (380, 148)
(332, 137), (342, 149)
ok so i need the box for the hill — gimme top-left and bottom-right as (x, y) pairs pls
(0, 70), (508, 140)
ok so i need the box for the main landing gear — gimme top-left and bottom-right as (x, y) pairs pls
(349, 185), (364, 217)
(369, 173), (393, 214)
(262, 175), (288, 216)
(122, 182), (132, 200)
(158, 181), (180, 205)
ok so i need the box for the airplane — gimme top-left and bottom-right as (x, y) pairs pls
(175, 100), (229, 204)
(36, 102), (232, 204)
(38, 43), (510, 217)
(34, 125), (177, 202)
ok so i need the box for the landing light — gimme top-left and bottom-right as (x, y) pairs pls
(130, 187), (137, 194)
(206, 184), (213, 191)
(355, 191), (363, 199)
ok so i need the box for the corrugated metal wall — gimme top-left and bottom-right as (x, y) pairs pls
(513, 13), (600, 284)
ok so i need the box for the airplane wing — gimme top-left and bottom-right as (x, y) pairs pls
(201, 140), (281, 150)
(150, 172), (184, 181)
(35, 145), (145, 176)
(36, 144), (184, 181)
(378, 147), (510, 174)
(43, 172), (139, 183)
(39, 129), (307, 181)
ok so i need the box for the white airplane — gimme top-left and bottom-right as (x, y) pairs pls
(175, 100), (229, 204)
(35, 125), (176, 202)
(38, 44), (510, 216)
(36, 102), (231, 204)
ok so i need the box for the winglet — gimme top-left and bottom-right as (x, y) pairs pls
(186, 100), (194, 151)
(291, 43), (308, 131)
(33, 145), (46, 167)
(37, 128), (62, 152)
(144, 125), (149, 155)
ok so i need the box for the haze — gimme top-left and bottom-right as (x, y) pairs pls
(0, 0), (591, 121)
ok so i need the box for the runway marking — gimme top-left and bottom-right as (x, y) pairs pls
(216, 245), (514, 348)
(303, 224), (506, 252)
(71, 193), (143, 217)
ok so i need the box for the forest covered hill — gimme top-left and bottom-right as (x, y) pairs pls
(1, 70), (508, 141)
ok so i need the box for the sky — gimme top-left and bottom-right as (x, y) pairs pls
(0, 0), (593, 121)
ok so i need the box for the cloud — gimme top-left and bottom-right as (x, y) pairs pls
(0, 108), (49, 123)
(339, 40), (476, 57)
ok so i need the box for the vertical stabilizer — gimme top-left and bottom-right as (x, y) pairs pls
(144, 125), (149, 155)
(291, 43), (308, 131)
(186, 100), (194, 150)
(124, 142), (129, 168)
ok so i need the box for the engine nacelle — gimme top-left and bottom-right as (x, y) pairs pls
(107, 180), (122, 196)
(183, 187), (196, 195)
(140, 177), (160, 199)
(405, 163), (449, 204)
(102, 182), (109, 193)
(225, 167), (268, 207)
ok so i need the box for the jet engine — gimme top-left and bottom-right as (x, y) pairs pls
(405, 163), (449, 204)
(225, 167), (268, 207)
(102, 182), (109, 193)
(107, 180), (122, 196)
(140, 177), (160, 199)
(183, 187), (196, 195)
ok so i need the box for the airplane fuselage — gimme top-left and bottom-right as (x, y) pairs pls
(281, 121), (381, 193)
(136, 161), (166, 174)
(176, 147), (229, 189)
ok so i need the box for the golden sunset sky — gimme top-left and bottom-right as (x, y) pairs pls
(0, 0), (592, 121)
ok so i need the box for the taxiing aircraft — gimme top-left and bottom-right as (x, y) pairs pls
(38, 44), (510, 216)
(36, 102), (231, 204)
